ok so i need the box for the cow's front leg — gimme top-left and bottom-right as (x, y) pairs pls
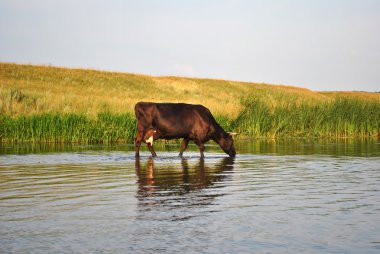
(195, 140), (205, 158)
(179, 139), (189, 157)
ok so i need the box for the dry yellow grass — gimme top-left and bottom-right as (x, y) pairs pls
(1, 62), (379, 119)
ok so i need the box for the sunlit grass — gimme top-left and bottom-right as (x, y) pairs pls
(1, 62), (380, 142)
(1, 63), (254, 118)
(3, 62), (360, 118)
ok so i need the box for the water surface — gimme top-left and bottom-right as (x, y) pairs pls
(1, 140), (380, 253)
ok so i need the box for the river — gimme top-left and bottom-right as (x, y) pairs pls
(1, 140), (380, 253)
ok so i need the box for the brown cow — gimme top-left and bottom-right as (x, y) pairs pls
(134, 102), (236, 158)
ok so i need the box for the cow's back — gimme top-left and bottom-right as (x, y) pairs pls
(134, 102), (220, 139)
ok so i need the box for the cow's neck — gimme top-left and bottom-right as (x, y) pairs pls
(212, 128), (227, 145)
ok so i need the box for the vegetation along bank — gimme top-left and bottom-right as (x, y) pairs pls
(1, 63), (379, 143)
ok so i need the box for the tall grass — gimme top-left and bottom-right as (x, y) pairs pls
(2, 96), (378, 143)
(0, 113), (136, 143)
(232, 97), (380, 138)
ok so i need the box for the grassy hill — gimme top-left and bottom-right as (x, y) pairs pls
(1, 62), (380, 142)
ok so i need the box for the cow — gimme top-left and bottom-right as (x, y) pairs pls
(134, 102), (236, 158)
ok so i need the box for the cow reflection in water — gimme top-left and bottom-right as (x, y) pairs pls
(134, 157), (234, 199)
(131, 158), (234, 233)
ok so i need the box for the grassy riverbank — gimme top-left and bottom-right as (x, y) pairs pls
(0, 113), (136, 143)
(233, 97), (380, 138)
(1, 62), (380, 143)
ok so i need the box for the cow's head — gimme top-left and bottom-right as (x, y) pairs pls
(220, 132), (236, 157)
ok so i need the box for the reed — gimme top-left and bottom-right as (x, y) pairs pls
(0, 113), (136, 143)
(232, 97), (380, 138)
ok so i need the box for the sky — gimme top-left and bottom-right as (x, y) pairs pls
(0, 0), (379, 92)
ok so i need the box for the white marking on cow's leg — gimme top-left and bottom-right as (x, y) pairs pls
(145, 135), (157, 156)
(145, 135), (154, 146)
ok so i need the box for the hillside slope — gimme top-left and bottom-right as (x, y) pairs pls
(3, 62), (379, 118)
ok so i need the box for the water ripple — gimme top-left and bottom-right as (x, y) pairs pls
(1, 149), (380, 253)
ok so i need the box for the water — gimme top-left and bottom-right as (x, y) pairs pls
(1, 140), (380, 253)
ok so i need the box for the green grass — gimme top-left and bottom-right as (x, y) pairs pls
(231, 97), (380, 138)
(0, 113), (136, 143)
(2, 96), (379, 143)
(1, 62), (380, 143)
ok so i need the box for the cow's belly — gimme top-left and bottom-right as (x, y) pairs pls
(159, 131), (190, 140)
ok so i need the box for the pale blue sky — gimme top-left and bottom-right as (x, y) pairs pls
(1, 0), (379, 91)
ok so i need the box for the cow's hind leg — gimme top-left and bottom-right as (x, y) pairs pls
(134, 130), (144, 157)
(179, 139), (189, 157)
(147, 143), (157, 157)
